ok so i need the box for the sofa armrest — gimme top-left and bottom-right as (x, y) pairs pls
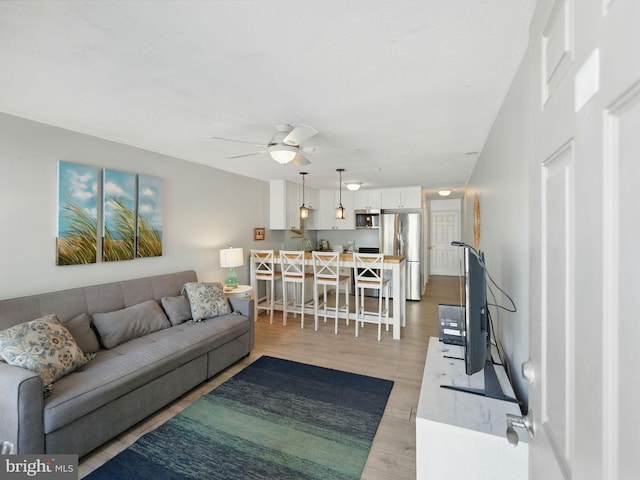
(0, 362), (44, 453)
(229, 297), (254, 350)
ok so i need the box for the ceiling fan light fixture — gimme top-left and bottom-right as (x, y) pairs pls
(438, 189), (452, 197)
(268, 144), (298, 164)
(345, 182), (362, 191)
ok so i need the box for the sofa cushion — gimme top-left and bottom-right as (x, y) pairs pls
(0, 314), (93, 386)
(43, 312), (250, 433)
(92, 300), (170, 349)
(160, 295), (192, 326)
(62, 313), (101, 354)
(181, 282), (231, 322)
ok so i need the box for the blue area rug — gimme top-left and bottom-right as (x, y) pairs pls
(83, 356), (394, 480)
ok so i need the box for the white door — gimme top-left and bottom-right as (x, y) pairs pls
(430, 210), (460, 276)
(528, 1), (640, 479)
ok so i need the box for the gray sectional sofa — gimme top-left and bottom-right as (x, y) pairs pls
(0, 270), (254, 456)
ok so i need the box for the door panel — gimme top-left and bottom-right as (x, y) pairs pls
(603, 82), (640, 480)
(529, 0), (640, 478)
(430, 210), (460, 276)
(541, 142), (574, 476)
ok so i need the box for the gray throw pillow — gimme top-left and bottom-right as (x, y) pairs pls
(161, 295), (192, 325)
(181, 282), (231, 322)
(63, 313), (101, 353)
(92, 300), (171, 349)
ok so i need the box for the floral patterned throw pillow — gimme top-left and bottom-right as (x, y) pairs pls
(181, 282), (231, 322)
(0, 314), (94, 387)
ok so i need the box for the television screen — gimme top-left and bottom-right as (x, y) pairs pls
(441, 242), (517, 403)
(464, 246), (488, 375)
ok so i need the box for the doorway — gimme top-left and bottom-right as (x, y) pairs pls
(429, 205), (461, 276)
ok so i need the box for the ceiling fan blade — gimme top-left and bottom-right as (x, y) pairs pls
(283, 125), (318, 146)
(207, 135), (267, 147)
(226, 151), (264, 159)
(292, 153), (311, 166)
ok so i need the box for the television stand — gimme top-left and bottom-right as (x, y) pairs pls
(440, 358), (519, 403)
(416, 337), (527, 479)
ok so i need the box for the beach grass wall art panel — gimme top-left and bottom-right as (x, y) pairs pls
(103, 168), (136, 262)
(137, 174), (163, 257)
(57, 161), (99, 265)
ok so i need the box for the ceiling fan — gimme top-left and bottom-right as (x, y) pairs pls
(207, 124), (319, 166)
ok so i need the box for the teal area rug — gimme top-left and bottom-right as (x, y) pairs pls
(83, 356), (394, 480)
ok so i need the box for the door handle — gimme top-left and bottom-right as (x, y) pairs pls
(506, 409), (535, 447)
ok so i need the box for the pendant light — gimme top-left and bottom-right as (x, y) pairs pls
(335, 168), (345, 220)
(299, 172), (309, 219)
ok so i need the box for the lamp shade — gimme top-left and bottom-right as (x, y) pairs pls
(220, 247), (244, 268)
(345, 182), (362, 191)
(268, 145), (298, 164)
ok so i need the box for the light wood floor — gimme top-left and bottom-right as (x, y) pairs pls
(79, 275), (461, 479)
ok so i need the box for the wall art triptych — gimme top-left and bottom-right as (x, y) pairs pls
(57, 161), (163, 266)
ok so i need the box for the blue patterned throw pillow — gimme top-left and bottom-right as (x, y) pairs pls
(0, 314), (94, 388)
(181, 282), (231, 322)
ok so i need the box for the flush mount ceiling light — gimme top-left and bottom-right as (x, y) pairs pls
(345, 182), (362, 191)
(299, 172), (309, 220)
(438, 189), (452, 197)
(335, 168), (345, 220)
(267, 144), (298, 164)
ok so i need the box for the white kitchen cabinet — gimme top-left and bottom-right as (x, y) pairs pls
(305, 186), (319, 210)
(287, 182), (302, 231)
(380, 186), (422, 209)
(270, 180), (308, 230)
(312, 189), (355, 230)
(353, 190), (381, 210)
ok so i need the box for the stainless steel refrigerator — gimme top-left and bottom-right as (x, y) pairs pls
(380, 213), (422, 300)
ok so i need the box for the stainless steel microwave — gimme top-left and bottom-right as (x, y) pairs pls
(355, 210), (380, 229)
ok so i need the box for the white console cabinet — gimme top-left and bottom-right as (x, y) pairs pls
(416, 337), (528, 480)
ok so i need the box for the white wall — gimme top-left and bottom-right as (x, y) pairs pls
(0, 112), (284, 299)
(315, 228), (379, 251)
(463, 52), (531, 408)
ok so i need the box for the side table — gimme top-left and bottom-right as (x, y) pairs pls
(223, 284), (253, 298)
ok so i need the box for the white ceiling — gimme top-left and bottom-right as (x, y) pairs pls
(0, 1), (536, 196)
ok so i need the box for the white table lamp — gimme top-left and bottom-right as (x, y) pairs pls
(220, 247), (244, 289)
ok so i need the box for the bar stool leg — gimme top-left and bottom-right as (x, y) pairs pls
(313, 281), (319, 331)
(300, 281), (305, 329)
(378, 289), (383, 341)
(334, 286), (339, 334)
(282, 278), (288, 327)
(269, 278), (275, 324)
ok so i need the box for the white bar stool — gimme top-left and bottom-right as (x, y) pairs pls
(280, 250), (313, 328)
(312, 251), (350, 334)
(250, 249), (281, 324)
(353, 252), (390, 341)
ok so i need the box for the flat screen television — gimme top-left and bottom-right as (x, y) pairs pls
(463, 245), (489, 376)
(441, 242), (517, 403)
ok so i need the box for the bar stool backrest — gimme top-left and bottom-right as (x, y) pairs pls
(353, 253), (385, 288)
(312, 251), (341, 282)
(280, 251), (306, 280)
(251, 249), (276, 279)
